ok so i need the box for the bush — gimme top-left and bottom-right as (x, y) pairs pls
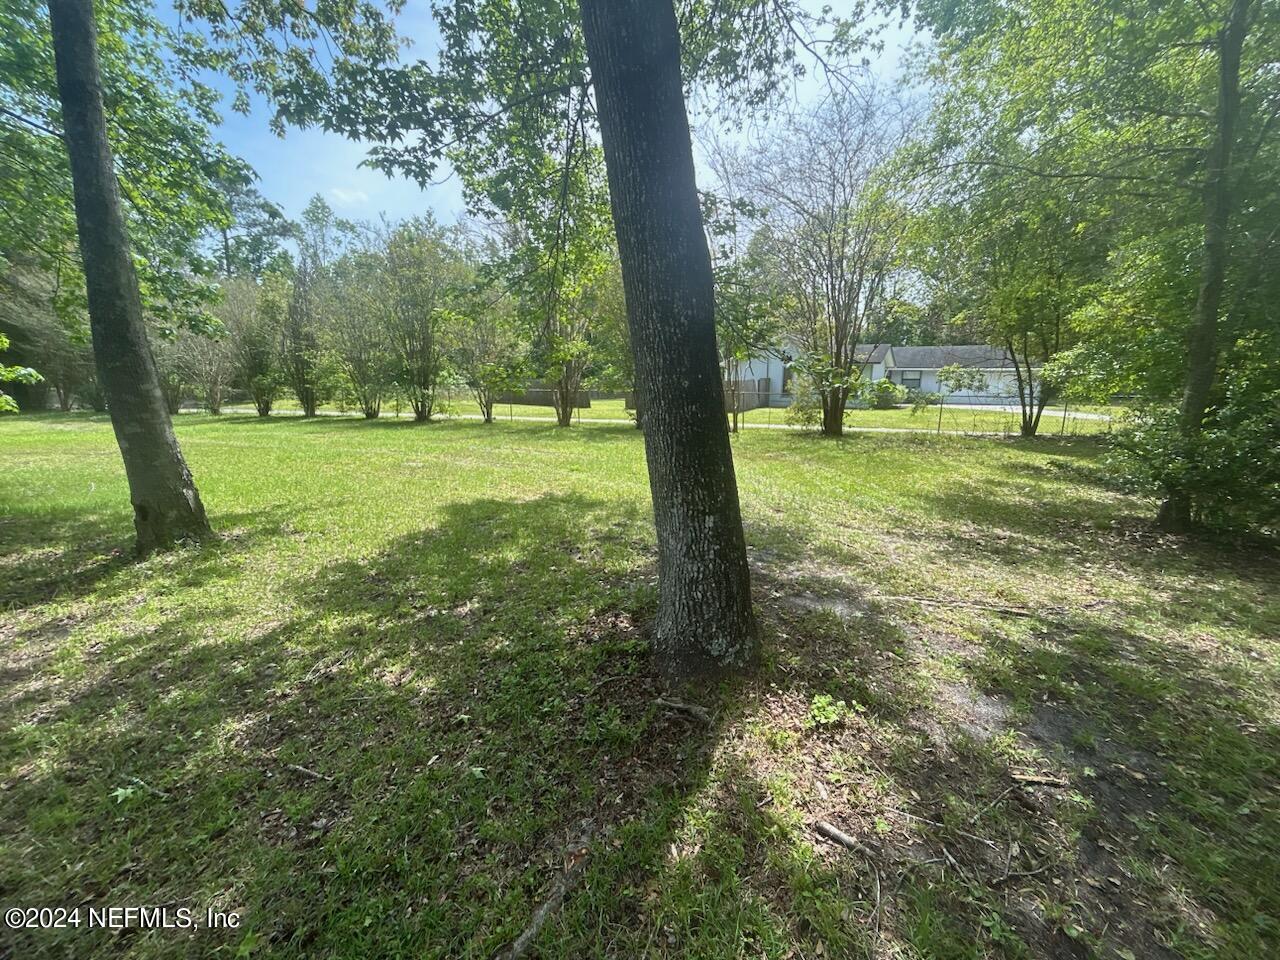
(1107, 346), (1280, 534)
(862, 378), (908, 409)
(783, 379), (823, 428)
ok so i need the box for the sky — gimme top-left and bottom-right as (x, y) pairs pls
(169, 3), (916, 227)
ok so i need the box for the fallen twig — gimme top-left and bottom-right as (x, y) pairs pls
(128, 776), (169, 799)
(993, 859), (1053, 886)
(814, 819), (873, 855)
(653, 697), (711, 723)
(498, 826), (595, 960)
(889, 809), (1000, 848)
(814, 821), (882, 958)
(1011, 772), (1068, 787)
(875, 595), (1049, 618)
(283, 762), (333, 783)
(968, 785), (1017, 825)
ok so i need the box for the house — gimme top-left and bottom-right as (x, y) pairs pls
(881, 345), (1026, 404)
(726, 340), (1031, 407)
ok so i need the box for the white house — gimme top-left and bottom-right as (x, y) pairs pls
(727, 340), (1031, 407)
(881, 345), (1027, 404)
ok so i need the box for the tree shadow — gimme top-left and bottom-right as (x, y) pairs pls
(3, 472), (1276, 958)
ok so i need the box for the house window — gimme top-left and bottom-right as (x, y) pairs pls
(900, 370), (922, 391)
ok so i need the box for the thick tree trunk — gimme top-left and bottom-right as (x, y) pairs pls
(821, 388), (846, 437)
(1158, 0), (1252, 532)
(49, 0), (210, 554)
(579, 0), (758, 681)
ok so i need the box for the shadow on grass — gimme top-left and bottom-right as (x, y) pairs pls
(2, 468), (1276, 958)
(739, 501), (1280, 959)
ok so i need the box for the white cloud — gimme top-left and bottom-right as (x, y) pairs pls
(329, 186), (371, 206)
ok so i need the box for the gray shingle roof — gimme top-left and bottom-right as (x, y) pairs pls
(889, 345), (1016, 370)
(853, 343), (891, 363)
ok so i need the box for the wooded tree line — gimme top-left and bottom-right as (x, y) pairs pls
(1, 0), (1276, 677)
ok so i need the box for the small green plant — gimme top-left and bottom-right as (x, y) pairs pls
(806, 693), (863, 728)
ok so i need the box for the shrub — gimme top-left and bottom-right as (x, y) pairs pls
(783, 379), (823, 428)
(862, 378), (908, 409)
(1107, 342), (1280, 534)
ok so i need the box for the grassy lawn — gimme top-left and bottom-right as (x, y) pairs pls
(211, 394), (1114, 436)
(1, 413), (1275, 959)
(734, 403), (1114, 435)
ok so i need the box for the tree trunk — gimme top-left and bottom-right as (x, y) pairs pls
(1157, 0), (1252, 532)
(821, 389), (846, 437)
(49, 0), (210, 554)
(553, 374), (576, 427)
(579, 0), (758, 681)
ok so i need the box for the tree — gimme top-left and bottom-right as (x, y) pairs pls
(174, 276), (259, 415)
(174, 327), (233, 414)
(0, 332), (44, 412)
(227, 273), (287, 416)
(282, 197), (349, 417)
(213, 179), (290, 278)
(742, 88), (914, 437)
(579, 0), (758, 676)
(915, 176), (1101, 436)
(384, 218), (468, 422)
(282, 260), (323, 417)
(447, 286), (526, 424)
(328, 249), (396, 419)
(699, 143), (786, 435)
(180, 0), (870, 674)
(0, 258), (93, 410)
(911, 0), (1280, 526)
(47, 0), (209, 551)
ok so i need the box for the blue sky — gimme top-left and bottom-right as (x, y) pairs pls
(170, 3), (914, 226)
(164, 1), (468, 225)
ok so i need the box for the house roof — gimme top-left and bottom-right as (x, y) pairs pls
(852, 343), (892, 363)
(889, 345), (1016, 370)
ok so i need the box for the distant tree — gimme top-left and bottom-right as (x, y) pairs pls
(282, 197), (349, 417)
(701, 181), (782, 433)
(227, 273), (287, 416)
(745, 87), (915, 437)
(174, 325), (233, 414)
(915, 169), (1103, 437)
(0, 259), (93, 411)
(0, 332), (43, 413)
(213, 178), (290, 278)
(383, 218), (469, 422)
(149, 335), (186, 415)
(447, 289), (526, 424)
(328, 250), (396, 419)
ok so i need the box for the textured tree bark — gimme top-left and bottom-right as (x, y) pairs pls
(49, 0), (210, 554)
(579, 0), (758, 681)
(821, 387), (847, 438)
(1157, 0), (1252, 532)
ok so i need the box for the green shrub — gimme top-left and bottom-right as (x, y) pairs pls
(862, 378), (908, 409)
(783, 379), (823, 428)
(1108, 341), (1280, 534)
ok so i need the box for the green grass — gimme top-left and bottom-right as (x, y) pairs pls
(1, 413), (1276, 959)
(211, 391), (1114, 435)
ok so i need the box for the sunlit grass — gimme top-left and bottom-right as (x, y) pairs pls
(1, 412), (1275, 959)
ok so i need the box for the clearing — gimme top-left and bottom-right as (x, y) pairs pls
(1, 414), (1275, 959)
